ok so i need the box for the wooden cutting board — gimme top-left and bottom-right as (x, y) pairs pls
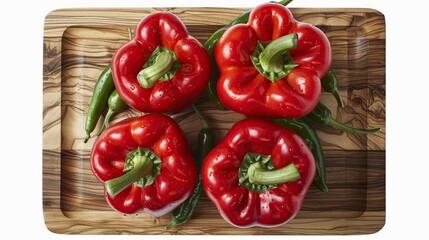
(43, 7), (385, 235)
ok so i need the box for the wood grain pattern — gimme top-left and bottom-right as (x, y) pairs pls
(43, 7), (385, 235)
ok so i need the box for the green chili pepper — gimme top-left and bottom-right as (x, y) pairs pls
(204, 0), (293, 109)
(87, 28), (132, 139)
(165, 178), (202, 230)
(191, 105), (215, 170)
(271, 118), (328, 192)
(97, 90), (127, 136)
(321, 70), (345, 108)
(166, 105), (215, 230)
(84, 65), (115, 143)
(307, 102), (381, 134)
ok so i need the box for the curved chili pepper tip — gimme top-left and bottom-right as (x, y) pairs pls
(333, 92), (345, 108)
(165, 220), (178, 230)
(321, 70), (345, 108)
(327, 118), (381, 134)
(84, 134), (90, 143)
(308, 102), (381, 135)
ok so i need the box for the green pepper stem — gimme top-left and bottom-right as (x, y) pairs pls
(105, 155), (153, 196)
(321, 70), (345, 108)
(137, 51), (174, 88)
(96, 124), (106, 137)
(259, 33), (298, 73)
(307, 102), (380, 134)
(279, 0), (293, 5)
(331, 90), (345, 108)
(326, 116), (381, 134)
(192, 105), (209, 129)
(165, 220), (178, 230)
(248, 162), (300, 185)
(127, 28), (133, 40)
(96, 108), (115, 136)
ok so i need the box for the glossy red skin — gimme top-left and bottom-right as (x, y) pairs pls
(215, 3), (331, 118)
(90, 113), (198, 216)
(111, 12), (211, 113)
(202, 118), (315, 227)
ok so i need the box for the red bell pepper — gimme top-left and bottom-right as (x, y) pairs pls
(215, 2), (331, 118)
(90, 113), (198, 216)
(111, 12), (211, 113)
(201, 118), (315, 227)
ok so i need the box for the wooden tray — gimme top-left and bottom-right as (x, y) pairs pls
(43, 7), (386, 235)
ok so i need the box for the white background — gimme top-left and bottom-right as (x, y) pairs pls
(1, 0), (428, 239)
